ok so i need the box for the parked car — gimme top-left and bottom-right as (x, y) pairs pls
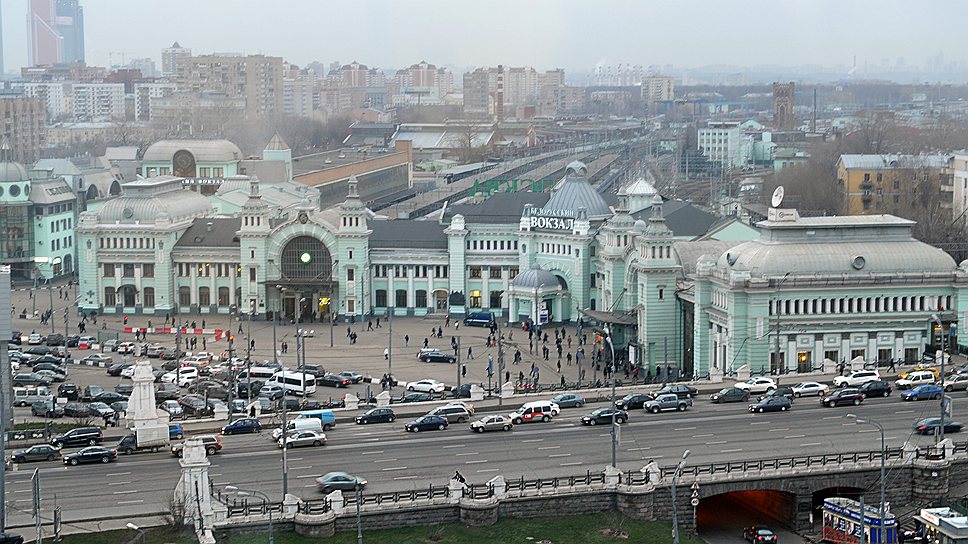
(858, 380), (892, 398)
(407, 379), (446, 394)
(710, 387), (749, 403)
(160, 400), (184, 418)
(405, 415), (449, 432)
(833, 370), (880, 388)
(63, 446), (117, 466)
(170, 435), (222, 457)
(278, 430), (327, 448)
(44, 334), (65, 346)
(392, 392), (433, 404)
(550, 393), (585, 408)
(355, 408), (395, 425)
(470, 414), (513, 433)
(419, 351), (456, 364)
(81, 354), (113, 364)
(748, 397), (792, 413)
(13, 373), (52, 387)
(87, 402), (116, 418)
(645, 393), (693, 413)
(614, 393), (651, 411)
(734, 377), (777, 393)
(743, 526), (778, 543)
(653, 384), (698, 399)
(12, 444), (62, 463)
(155, 383), (181, 401)
(913, 418), (963, 435)
(820, 388), (865, 407)
(62, 402), (91, 418)
(581, 408), (628, 425)
(900, 384), (944, 401)
(221, 418), (262, 435)
(27, 333), (44, 345)
(31, 401), (64, 418)
(316, 472), (366, 493)
(318, 374), (350, 388)
(35, 370), (65, 383)
(793, 382), (830, 398)
(259, 384), (286, 400)
(83, 391), (127, 404)
(50, 427), (103, 448)
(106, 363), (133, 377)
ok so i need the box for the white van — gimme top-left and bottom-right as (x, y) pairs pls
(268, 371), (317, 396)
(13, 386), (52, 407)
(238, 366), (278, 382)
(271, 417), (322, 440)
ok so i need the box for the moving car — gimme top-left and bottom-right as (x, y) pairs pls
(355, 408), (395, 424)
(426, 405), (471, 423)
(743, 526), (778, 543)
(316, 472), (366, 493)
(749, 397), (791, 413)
(404, 415), (448, 432)
(170, 435), (222, 457)
(896, 371), (937, 390)
(470, 415), (513, 432)
(169, 424), (184, 440)
(791, 381), (829, 397)
(734, 377), (777, 393)
(913, 418), (963, 435)
(653, 384), (698, 399)
(419, 351), (456, 364)
(278, 430), (326, 448)
(710, 387), (749, 403)
(50, 427), (103, 448)
(337, 371), (364, 384)
(645, 393), (693, 413)
(462, 311), (495, 327)
(757, 387), (795, 403)
(221, 418), (262, 435)
(900, 384), (943, 401)
(581, 408), (627, 425)
(833, 370), (880, 388)
(407, 379), (446, 394)
(63, 446), (117, 466)
(550, 393), (585, 408)
(858, 380), (892, 398)
(614, 393), (651, 410)
(943, 374), (968, 392)
(12, 445), (62, 463)
(820, 388), (865, 407)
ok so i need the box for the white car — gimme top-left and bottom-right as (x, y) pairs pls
(161, 367), (199, 386)
(116, 342), (137, 354)
(9, 360), (20, 372)
(733, 377), (777, 394)
(277, 430), (327, 449)
(82, 354), (113, 364)
(833, 370), (880, 388)
(791, 381), (829, 397)
(27, 333), (43, 345)
(160, 400), (183, 418)
(407, 379), (446, 394)
(895, 371), (936, 390)
(120, 365), (138, 378)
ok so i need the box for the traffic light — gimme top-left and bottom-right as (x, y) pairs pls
(229, 334), (235, 343)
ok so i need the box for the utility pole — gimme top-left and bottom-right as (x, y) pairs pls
(933, 314), (947, 443)
(226, 306), (236, 423)
(387, 307), (393, 390)
(604, 328), (617, 468)
(32, 468), (41, 544)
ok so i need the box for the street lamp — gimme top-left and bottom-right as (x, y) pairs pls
(931, 313), (948, 442)
(846, 414), (886, 544)
(125, 522), (146, 544)
(671, 449), (690, 544)
(603, 327), (617, 468)
(224, 486), (273, 544)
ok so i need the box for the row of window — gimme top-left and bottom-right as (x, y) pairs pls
(99, 237), (156, 250)
(51, 236), (72, 251)
(466, 239), (519, 251)
(103, 263), (154, 278)
(49, 218), (73, 232)
(177, 286), (240, 307)
(540, 242), (574, 256)
(176, 263), (242, 278)
(373, 265), (449, 278)
(104, 286), (155, 307)
(35, 202), (73, 217)
(769, 295), (952, 316)
(862, 172), (931, 183)
(468, 266), (519, 279)
(372, 289), (504, 310)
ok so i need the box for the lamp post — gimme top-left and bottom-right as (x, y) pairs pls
(125, 523), (146, 544)
(356, 481), (364, 544)
(603, 327), (617, 468)
(226, 305), (237, 424)
(671, 449), (690, 544)
(931, 313), (947, 443)
(772, 272), (791, 375)
(225, 486), (273, 544)
(847, 414), (886, 544)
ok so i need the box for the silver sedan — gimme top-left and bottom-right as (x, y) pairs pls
(791, 381), (829, 397)
(469, 415), (513, 433)
(277, 430), (327, 449)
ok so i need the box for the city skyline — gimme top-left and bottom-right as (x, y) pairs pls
(1, 0), (965, 78)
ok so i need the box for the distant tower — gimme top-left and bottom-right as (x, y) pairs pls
(0, 6), (5, 75)
(162, 41), (191, 77)
(495, 65), (505, 123)
(772, 82), (795, 131)
(29, 0), (84, 66)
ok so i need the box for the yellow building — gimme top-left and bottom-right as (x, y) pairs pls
(837, 154), (950, 215)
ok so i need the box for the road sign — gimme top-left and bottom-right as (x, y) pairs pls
(944, 395), (953, 417)
(691, 481), (700, 490)
(690, 498), (700, 506)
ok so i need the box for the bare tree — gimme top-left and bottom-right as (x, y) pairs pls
(762, 142), (845, 216)
(448, 124), (487, 164)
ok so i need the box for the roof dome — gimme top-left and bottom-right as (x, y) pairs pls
(545, 173), (613, 219)
(143, 139), (243, 163)
(625, 177), (657, 196)
(96, 177), (213, 224)
(565, 161), (587, 176)
(511, 264), (563, 289)
(0, 161), (29, 182)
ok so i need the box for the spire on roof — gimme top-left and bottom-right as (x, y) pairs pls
(645, 193), (671, 238)
(265, 133), (290, 151)
(347, 174), (359, 199)
(0, 137), (11, 162)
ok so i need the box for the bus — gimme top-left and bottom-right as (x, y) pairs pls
(822, 497), (896, 544)
(268, 371), (317, 396)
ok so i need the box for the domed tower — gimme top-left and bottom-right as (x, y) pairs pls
(263, 133), (293, 182)
(239, 177), (270, 314)
(336, 175), (371, 320)
(0, 139), (31, 204)
(633, 193), (680, 374)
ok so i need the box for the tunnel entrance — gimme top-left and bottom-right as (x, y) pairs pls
(697, 491), (804, 544)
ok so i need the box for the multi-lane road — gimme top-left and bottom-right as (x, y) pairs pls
(4, 387), (951, 529)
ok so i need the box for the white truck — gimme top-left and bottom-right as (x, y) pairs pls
(115, 426), (170, 455)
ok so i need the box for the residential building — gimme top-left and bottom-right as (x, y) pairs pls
(148, 91), (246, 136)
(462, 68), (491, 119)
(161, 41), (191, 77)
(538, 85), (585, 116)
(134, 82), (177, 121)
(836, 154), (949, 215)
(0, 96), (48, 164)
(28, 0), (85, 66)
(18, 82), (71, 119)
(697, 121), (753, 169)
(71, 83), (125, 121)
(124, 57), (157, 78)
(179, 54), (284, 119)
(641, 74), (675, 103)
(283, 64), (317, 118)
(948, 151), (968, 228)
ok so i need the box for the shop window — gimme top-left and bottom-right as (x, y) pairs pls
(469, 290), (482, 308)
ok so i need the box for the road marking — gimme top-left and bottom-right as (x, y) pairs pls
(537, 445), (561, 450)
(289, 457), (304, 461)
(768, 428), (790, 432)
(290, 465), (313, 470)
(381, 466), (407, 471)
(800, 442), (823, 447)
(456, 452), (479, 457)
(373, 459), (398, 463)
(12, 489), (29, 494)
(465, 460), (488, 464)
(599, 433), (612, 437)
(674, 427), (696, 431)
(108, 481), (131, 486)
(749, 421), (770, 425)
(858, 429), (878, 433)
(303, 484), (317, 488)
(106, 472), (131, 476)
(627, 447), (650, 452)
(117, 500), (144, 505)
(361, 450), (384, 455)
(784, 435), (806, 439)
(294, 474), (318, 479)
(692, 433), (714, 438)
(522, 439), (544, 443)
(112, 490), (138, 495)
(477, 468), (499, 473)
(210, 473), (222, 477)
(393, 476), (418, 480)
(549, 453), (572, 458)
(364, 438), (381, 442)
(721, 448), (743, 453)
(442, 444), (466, 449)
(822, 416), (842, 420)
(560, 462), (582, 466)
(895, 410), (914, 414)
(885, 436), (898, 441)
(705, 441), (727, 445)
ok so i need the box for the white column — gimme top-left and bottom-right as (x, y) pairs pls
(229, 265), (237, 307)
(407, 266), (414, 309)
(190, 263), (198, 305)
(482, 270), (490, 309)
(387, 268), (394, 309)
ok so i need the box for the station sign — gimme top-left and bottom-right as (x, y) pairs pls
(524, 205), (577, 231)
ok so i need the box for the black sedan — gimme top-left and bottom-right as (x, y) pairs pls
(581, 408), (628, 426)
(84, 391), (128, 404)
(820, 388), (865, 407)
(757, 386), (795, 402)
(106, 363), (133, 377)
(749, 397), (791, 413)
(319, 374), (350, 388)
(654, 384), (698, 399)
(392, 392), (433, 404)
(419, 351), (456, 364)
(12, 445), (62, 463)
(743, 526), (777, 543)
(913, 418), (963, 435)
(405, 415), (448, 432)
(63, 446), (117, 466)
(338, 371), (364, 384)
(30, 355), (66, 367)
(355, 408), (395, 424)
(710, 387), (749, 403)
(614, 393), (651, 410)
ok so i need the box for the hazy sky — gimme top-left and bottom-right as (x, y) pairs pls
(1, 0), (963, 74)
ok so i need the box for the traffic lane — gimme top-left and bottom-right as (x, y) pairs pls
(698, 493), (809, 544)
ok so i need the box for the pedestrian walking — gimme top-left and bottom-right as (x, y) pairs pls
(424, 338), (429, 348)
(567, 352), (573, 366)
(123, 315), (128, 325)
(347, 327), (351, 338)
(462, 364), (467, 378)
(505, 370), (510, 383)
(557, 359), (562, 374)
(384, 347), (389, 360)
(888, 359), (896, 372)
(405, 334), (410, 347)
(467, 346), (474, 360)
(238, 323), (243, 334)
(445, 316), (450, 327)
(455, 322), (459, 330)
(560, 375), (566, 387)
(376, 318), (381, 328)
(202, 320), (206, 329)
(367, 321), (374, 331)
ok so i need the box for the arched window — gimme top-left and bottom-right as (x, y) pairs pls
(281, 236), (333, 280)
(178, 286), (191, 306)
(198, 287), (211, 306)
(218, 287), (230, 306)
(104, 287), (116, 306)
(143, 287), (155, 307)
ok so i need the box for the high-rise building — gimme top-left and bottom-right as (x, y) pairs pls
(179, 54), (284, 119)
(0, 96), (48, 163)
(772, 82), (795, 131)
(462, 68), (490, 119)
(29, 0), (85, 66)
(641, 74), (675, 103)
(162, 42), (191, 77)
(0, 6), (5, 76)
